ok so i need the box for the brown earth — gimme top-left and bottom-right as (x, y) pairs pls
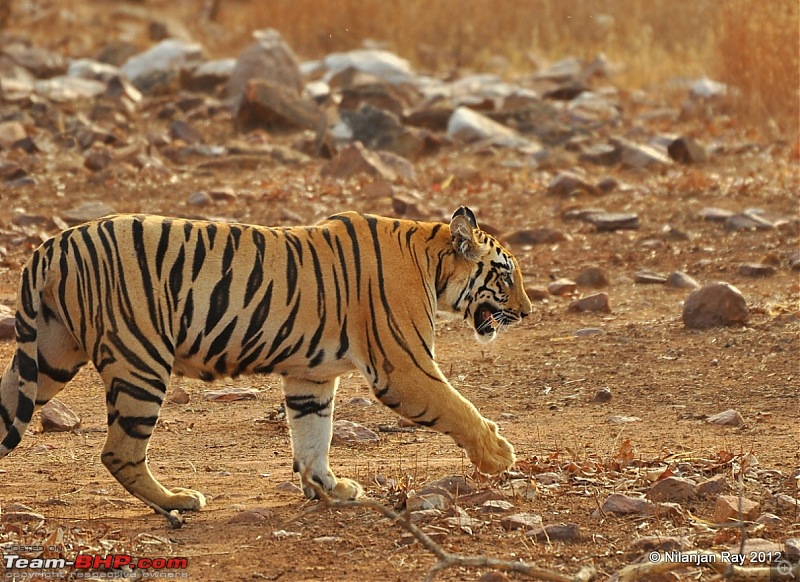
(1, 136), (798, 580)
(0, 8), (799, 582)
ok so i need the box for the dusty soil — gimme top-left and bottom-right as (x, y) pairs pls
(1, 136), (798, 580)
(0, 6), (799, 581)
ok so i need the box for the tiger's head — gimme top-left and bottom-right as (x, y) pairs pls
(442, 207), (533, 343)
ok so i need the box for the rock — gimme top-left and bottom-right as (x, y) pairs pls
(696, 474), (729, 497)
(548, 278), (578, 296)
(1, 510), (45, 524)
(630, 536), (684, 553)
(601, 493), (650, 515)
(391, 192), (425, 218)
(526, 286), (549, 301)
(456, 489), (505, 508)
(0, 305), (15, 340)
(227, 507), (274, 524)
(40, 399), (81, 432)
(546, 171), (599, 196)
(275, 481), (303, 495)
(789, 252), (800, 271)
(682, 283), (748, 329)
(606, 415), (641, 424)
(170, 120), (203, 145)
(167, 386), (190, 405)
(667, 136), (708, 164)
(203, 387), (259, 401)
(188, 191), (212, 207)
(331, 420), (379, 444)
(579, 143), (620, 165)
(421, 475), (473, 496)
(323, 49), (414, 85)
(786, 539), (800, 560)
(738, 263), (776, 277)
(503, 228), (567, 246)
(665, 271), (700, 289)
(700, 207), (736, 222)
(480, 499), (514, 513)
(601, 493), (680, 516)
(575, 266), (608, 288)
(68, 58), (120, 82)
(447, 106), (531, 149)
(755, 513), (782, 526)
(616, 140), (672, 168)
(236, 80), (320, 131)
(180, 58), (236, 93)
(568, 293), (611, 313)
(62, 201), (116, 226)
(83, 148), (114, 172)
(725, 212), (774, 231)
(706, 409), (745, 426)
(635, 270), (668, 284)
(728, 538), (783, 562)
(500, 512), (542, 531)
(575, 327), (604, 337)
(407, 493), (451, 512)
(714, 494), (759, 523)
(34, 77), (106, 101)
(647, 477), (697, 502)
(592, 387), (613, 403)
(443, 512), (484, 533)
(338, 104), (431, 159)
(503, 479), (538, 501)
(586, 212), (640, 231)
(228, 29), (302, 105)
(321, 141), (414, 182)
(121, 39), (204, 90)
(525, 523), (582, 543)
(4, 43), (66, 77)
(0, 121), (27, 150)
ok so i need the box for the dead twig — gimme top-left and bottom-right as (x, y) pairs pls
(301, 477), (596, 582)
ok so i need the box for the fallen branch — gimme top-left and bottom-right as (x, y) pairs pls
(300, 478), (596, 582)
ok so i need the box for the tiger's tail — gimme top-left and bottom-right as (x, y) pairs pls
(0, 253), (43, 458)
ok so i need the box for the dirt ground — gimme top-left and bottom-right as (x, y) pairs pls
(0, 6), (799, 580)
(1, 133), (798, 580)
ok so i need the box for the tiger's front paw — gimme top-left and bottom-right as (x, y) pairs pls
(470, 420), (516, 475)
(163, 487), (207, 511)
(331, 478), (364, 500)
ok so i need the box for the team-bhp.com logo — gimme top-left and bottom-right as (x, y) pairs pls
(3, 552), (188, 579)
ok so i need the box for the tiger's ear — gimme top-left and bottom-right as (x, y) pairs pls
(450, 207), (486, 261)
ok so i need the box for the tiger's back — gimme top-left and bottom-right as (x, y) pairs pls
(0, 209), (532, 516)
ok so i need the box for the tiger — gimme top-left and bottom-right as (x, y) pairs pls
(0, 206), (532, 514)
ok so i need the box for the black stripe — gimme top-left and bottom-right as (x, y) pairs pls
(205, 317), (238, 363)
(285, 394), (332, 419)
(329, 216), (361, 299)
(191, 232), (206, 281)
(116, 415), (159, 439)
(155, 219), (172, 280)
(205, 269), (233, 335)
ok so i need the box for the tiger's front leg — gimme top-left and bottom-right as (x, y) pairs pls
(370, 366), (516, 475)
(283, 376), (363, 500)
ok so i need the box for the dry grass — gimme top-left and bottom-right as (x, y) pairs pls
(211, 0), (798, 139)
(6, 0), (797, 139)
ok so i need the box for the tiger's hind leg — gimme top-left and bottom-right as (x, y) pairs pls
(99, 367), (205, 512)
(283, 376), (363, 500)
(1, 307), (87, 452)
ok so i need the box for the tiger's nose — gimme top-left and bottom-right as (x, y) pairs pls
(521, 311), (530, 318)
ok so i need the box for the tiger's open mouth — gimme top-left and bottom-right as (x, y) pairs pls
(474, 302), (499, 336)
